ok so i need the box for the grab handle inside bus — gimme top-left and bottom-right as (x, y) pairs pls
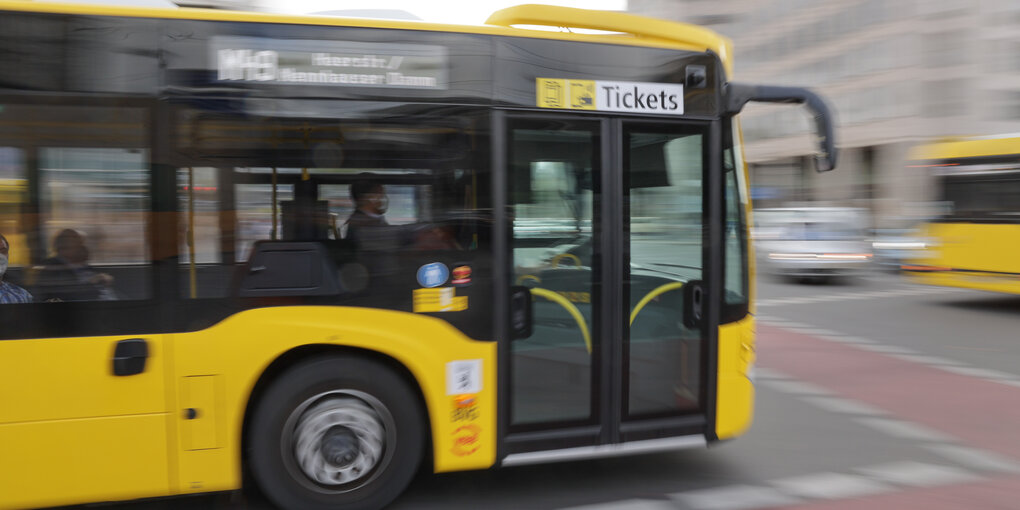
(724, 83), (838, 172)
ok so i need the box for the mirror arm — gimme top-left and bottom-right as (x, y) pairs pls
(724, 83), (838, 173)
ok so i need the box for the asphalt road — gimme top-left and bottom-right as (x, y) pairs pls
(73, 271), (1020, 510)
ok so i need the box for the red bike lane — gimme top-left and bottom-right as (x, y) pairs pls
(755, 323), (1020, 509)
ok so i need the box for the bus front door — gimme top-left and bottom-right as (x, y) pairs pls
(502, 114), (708, 457)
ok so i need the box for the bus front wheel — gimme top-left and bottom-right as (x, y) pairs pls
(248, 355), (424, 510)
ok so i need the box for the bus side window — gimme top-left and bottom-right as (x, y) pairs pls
(34, 146), (152, 302)
(0, 147), (30, 301)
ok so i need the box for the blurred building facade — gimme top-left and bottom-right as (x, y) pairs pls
(631, 0), (1020, 227)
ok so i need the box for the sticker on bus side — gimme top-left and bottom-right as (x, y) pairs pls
(417, 262), (450, 288)
(413, 287), (468, 313)
(536, 78), (684, 115)
(451, 394), (479, 422)
(451, 424), (481, 456)
(447, 359), (483, 395)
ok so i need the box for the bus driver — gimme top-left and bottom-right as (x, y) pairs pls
(343, 178), (389, 245)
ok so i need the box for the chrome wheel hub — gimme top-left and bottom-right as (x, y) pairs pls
(289, 391), (390, 488)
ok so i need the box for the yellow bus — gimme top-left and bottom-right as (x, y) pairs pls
(0, 2), (837, 509)
(904, 135), (1020, 294)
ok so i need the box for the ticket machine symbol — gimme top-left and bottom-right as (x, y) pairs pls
(542, 80), (563, 107)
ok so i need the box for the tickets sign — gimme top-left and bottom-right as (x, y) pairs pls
(537, 78), (684, 116)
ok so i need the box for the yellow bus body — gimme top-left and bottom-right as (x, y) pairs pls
(0, 0), (732, 68)
(719, 118), (757, 440)
(715, 315), (756, 439)
(907, 135), (1020, 295)
(0, 2), (765, 508)
(0, 307), (496, 508)
(911, 222), (1020, 294)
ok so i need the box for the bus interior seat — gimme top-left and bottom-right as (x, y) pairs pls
(235, 241), (343, 297)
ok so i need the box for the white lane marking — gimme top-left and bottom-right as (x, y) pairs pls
(758, 379), (833, 396)
(854, 417), (955, 442)
(752, 367), (792, 380)
(886, 353), (966, 366)
(819, 334), (877, 345)
(757, 287), (953, 308)
(939, 365), (1020, 381)
(770, 472), (894, 500)
(924, 444), (1020, 474)
(854, 343), (918, 355)
(754, 315), (796, 325)
(671, 484), (801, 510)
(757, 318), (809, 328)
(854, 290), (915, 299)
(1001, 379), (1020, 389)
(786, 326), (839, 337)
(561, 499), (677, 510)
(856, 461), (980, 487)
(800, 396), (887, 416)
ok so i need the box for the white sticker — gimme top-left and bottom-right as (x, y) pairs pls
(596, 80), (684, 115)
(447, 359), (483, 395)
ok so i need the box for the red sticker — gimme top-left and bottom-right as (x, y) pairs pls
(451, 265), (472, 286)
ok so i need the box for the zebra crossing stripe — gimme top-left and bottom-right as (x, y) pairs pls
(671, 484), (801, 510)
(923, 444), (1020, 474)
(770, 472), (894, 500)
(855, 461), (980, 487)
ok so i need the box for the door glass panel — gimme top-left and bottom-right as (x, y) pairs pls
(510, 121), (599, 427)
(626, 127), (703, 418)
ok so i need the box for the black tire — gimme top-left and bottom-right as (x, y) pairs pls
(248, 355), (425, 510)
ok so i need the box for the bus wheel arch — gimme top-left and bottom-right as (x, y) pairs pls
(242, 347), (430, 510)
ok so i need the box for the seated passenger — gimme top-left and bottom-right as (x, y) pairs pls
(34, 229), (117, 302)
(0, 233), (33, 303)
(343, 178), (389, 245)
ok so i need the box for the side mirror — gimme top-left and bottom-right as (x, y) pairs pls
(725, 83), (838, 173)
(510, 285), (533, 339)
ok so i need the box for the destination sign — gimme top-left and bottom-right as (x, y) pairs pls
(212, 36), (448, 89)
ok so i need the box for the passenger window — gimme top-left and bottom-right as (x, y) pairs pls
(0, 103), (152, 303)
(36, 147), (152, 301)
(0, 147), (31, 303)
(175, 106), (490, 310)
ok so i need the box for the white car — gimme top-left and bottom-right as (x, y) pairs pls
(754, 207), (873, 282)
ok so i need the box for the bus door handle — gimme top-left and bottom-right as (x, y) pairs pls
(683, 281), (704, 329)
(112, 338), (149, 376)
(510, 286), (533, 339)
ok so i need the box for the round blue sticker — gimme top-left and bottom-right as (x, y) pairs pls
(417, 262), (450, 288)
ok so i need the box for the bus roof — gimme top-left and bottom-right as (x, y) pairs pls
(909, 135), (1020, 161)
(0, 1), (732, 69)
